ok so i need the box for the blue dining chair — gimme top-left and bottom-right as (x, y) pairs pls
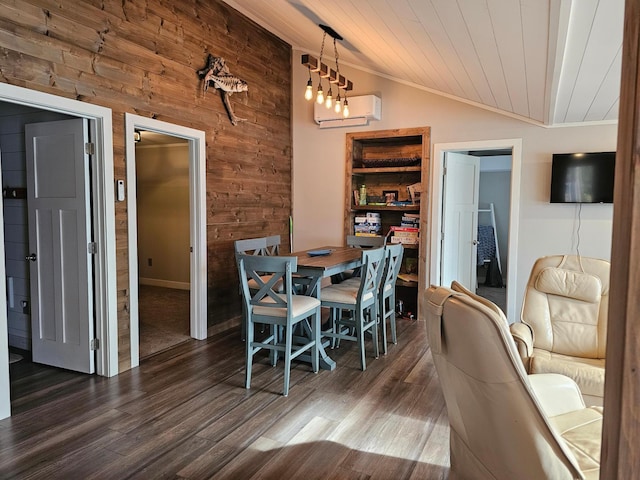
(234, 235), (284, 340)
(378, 244), (404, 354)
(237, 253), (321, 396)
(331, 235), (385, 284)
(264, 235), (281, 255)
(320, 247), (386, 370)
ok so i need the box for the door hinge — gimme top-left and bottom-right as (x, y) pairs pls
(90, 338), (99, 350)
(85, 142), (95, 155)
(88, 242), (97, 254)
(443, 166), (447, 176)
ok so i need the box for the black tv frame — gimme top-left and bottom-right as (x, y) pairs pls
(550, 151), (615, 204)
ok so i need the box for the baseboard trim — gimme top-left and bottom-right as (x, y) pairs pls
(139, 278), (190, 290)
(207, 316), (241, 337)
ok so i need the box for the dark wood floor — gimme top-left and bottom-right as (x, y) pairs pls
(1, 317), (450, 479)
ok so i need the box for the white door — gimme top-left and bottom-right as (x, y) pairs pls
(440, 152), (480, 290)
(25, 119), (94, 373)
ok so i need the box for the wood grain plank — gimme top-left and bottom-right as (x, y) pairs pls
(0, 0), (293, 368)
(2, 316), (449, 477)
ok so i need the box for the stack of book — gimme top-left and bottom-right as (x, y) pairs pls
(354, 212), (382, 236)
(390, 225), (419, 245)
(400, 213), (420, 228)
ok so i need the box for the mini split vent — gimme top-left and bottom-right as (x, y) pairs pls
(313, 95), (382, 129)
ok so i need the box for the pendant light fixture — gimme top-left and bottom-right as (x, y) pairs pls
(302, 24), (353, 118)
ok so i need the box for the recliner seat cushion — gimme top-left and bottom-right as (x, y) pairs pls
(530, 349), (605, 398)
(547, 406), (603, 480)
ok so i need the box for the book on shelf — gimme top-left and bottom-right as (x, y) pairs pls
(401, 214), (420, 228)
(386, 201), (414, 207)
(355, 224), (382, 233)
(392, 231), (419, 238)
(355, 232), (382, 237)
(398, 272), (419, 283)
(391, 236), (419, 245)
(390, 226), (419, 232)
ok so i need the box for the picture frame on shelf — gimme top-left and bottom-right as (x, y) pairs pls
(383, 190), (399, 203)
(407, 183), (421, 204)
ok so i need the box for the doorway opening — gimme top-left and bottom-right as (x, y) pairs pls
(135, 131), (191, 358)
(124, 114), (207, 368)
(430, 139), (522, 322)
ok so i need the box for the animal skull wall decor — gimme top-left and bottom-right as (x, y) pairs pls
(197, 54), (248, 126)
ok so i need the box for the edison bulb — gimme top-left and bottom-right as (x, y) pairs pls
(325, 89), (333, 109)
(304, 81), (313, 101)
(316, 84), (324, 105)
(343, 101), (350, 117)
(334, 98), (341, 113)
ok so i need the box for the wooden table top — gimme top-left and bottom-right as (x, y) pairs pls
(292, 246), (363, 277)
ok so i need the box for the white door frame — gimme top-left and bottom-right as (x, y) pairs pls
(124, 114), (207, 368)
(0, 83), (118, 419)
(430, 138), (522, 322)
(0, 147), (9, 419)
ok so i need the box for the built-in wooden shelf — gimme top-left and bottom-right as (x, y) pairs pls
(344, 127), (431, 319)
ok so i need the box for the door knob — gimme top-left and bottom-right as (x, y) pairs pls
(25, 253), (37, 262)
(472, 240), (479, 245)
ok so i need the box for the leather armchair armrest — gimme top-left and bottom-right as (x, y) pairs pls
(528, 373), (586, 417)
(510, 321), (533, 371)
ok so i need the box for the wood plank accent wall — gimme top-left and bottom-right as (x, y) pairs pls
(602, 0), (640, 476)
(0, 0), (292, 372)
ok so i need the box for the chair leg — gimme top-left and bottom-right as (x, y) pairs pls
(330, 308), (338, 349)
(371, 305), (379, 359)
(379, 298), (388, 355)
(335, 308), (343, 349)
(389, 293), (397, 344)
(270, 324), (278, 367)
(357, 309), (366, 371)
(245, 318), (254, 389)
(390, 311), (397, 345)
(283, 323), (293, 396)
(241, 301), (247, 341)
(312, 308), (320, 373)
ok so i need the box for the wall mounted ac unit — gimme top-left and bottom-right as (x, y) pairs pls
(314, 95), (381, 129)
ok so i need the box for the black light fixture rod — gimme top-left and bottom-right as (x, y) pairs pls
(319, 24), (343, 41)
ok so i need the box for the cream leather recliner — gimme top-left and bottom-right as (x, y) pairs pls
(510, 255), (609, 406)
(425, 285), (603, 479)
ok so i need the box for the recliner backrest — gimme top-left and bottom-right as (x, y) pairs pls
(521, 255), (610, 359)
(425, 286), (585, 479)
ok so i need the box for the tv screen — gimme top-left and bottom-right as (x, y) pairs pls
(550, 152), (615, 203)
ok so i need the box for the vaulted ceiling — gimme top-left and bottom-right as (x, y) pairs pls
(222, 0), (623, 126)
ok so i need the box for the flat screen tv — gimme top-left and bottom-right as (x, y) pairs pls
(550, 152), (615, 203)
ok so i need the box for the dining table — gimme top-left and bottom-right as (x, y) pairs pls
(290, 245), (364, 371)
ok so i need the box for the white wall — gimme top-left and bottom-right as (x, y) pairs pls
(292, 50), (617, 319)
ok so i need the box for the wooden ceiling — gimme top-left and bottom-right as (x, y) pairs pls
(222, 0), (623, 126)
